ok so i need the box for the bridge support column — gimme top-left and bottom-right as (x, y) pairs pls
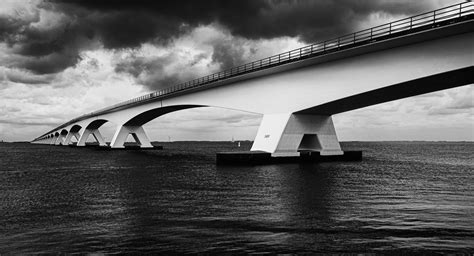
(50, 137), (57, 145)
(55, 134), (66, 145)
(64, 132), (81, 145)
(251, 113), (343, 157)
(110, 125), (153, 148)
(77, 129), (107, 147)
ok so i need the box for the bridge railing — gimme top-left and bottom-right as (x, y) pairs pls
(35, 2), (473, 139)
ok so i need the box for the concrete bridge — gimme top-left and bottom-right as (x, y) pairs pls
(32, 3), (473, 157)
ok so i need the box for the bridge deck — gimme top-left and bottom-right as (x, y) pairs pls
(34, 2), (473, 141)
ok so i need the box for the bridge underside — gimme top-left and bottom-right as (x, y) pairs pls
(110, 105), (204, 148)
(250, 67), (473, 156)
(297, 67), (473, 115)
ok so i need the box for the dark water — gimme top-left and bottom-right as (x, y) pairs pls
(0, 141), (473, 254)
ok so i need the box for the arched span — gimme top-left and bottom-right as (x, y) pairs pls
(54, 132), (59, 137)
(69, 124), (82, 133)
(85, 119), (109, 130)
(60, 129), (68, 136)
(124, 105), (204, 126)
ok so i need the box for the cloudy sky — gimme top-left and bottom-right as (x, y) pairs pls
(0, 0), (472, 142)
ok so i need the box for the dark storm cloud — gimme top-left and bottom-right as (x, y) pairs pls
(72, 0), (438, 90)
(1, 0), (439, 76)
(0, 16), (34, 42)
(54, 0), (434, 42)
(114, 55), (179, 90)
(211, 39), (247, 71)
(43, 0), (265, 53)
(5, 69), (57, 84)
(0, 5), (93, 74)
(22, 52), (83, 74)
(115, 53), (209, 90)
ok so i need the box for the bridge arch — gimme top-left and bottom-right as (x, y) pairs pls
(62, 124), (83, 145)
(76, 119), (109, 147)
(52, 131), (62, 145)
(85, 119), (109, 130)
(109, 104), (260, 148)
(49, 133), (57, 145)
(124, 105), (205, 126)
(69, 124), (82, 133)
(109, 105), (205, 148)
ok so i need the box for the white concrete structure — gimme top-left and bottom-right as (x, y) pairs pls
(63, 125), (81, 145)
(32, 8), (473, 157)
(77, 129), (107, 147)
(252, 114), (343, 156)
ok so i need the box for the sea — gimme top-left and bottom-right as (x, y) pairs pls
(0, 141), (473, 254)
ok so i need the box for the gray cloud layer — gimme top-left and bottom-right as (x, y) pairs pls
(0, 0), (447, 92)
(2, 1), (439, 72)
(52, 0), (433, 42)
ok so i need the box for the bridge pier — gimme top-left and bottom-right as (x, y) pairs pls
(64, 132), (81, 145)
(110, 125), (153, 148)
(77, 129), (107, 147)
(251, 114), (343, 157)
(55, 134), (66, 145)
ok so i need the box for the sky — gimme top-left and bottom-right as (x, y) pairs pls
(0, 0), (472, 142)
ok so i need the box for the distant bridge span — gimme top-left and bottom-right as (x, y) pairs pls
(32, 3), (473, 157)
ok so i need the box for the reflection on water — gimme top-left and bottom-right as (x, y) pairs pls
(0, 141), (473, 253)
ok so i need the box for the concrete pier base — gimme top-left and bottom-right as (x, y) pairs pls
(77, 128), (107, 147)
(251, 114), (343, 157)
(216, 150), (362, 165)
(110, 125), (153, 148)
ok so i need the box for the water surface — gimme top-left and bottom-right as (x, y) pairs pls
(0, 141), (473, 253)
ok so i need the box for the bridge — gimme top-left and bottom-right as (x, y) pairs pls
(32, 2), (473, 158)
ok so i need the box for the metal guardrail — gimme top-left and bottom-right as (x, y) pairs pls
(34, 2), (473, 141)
